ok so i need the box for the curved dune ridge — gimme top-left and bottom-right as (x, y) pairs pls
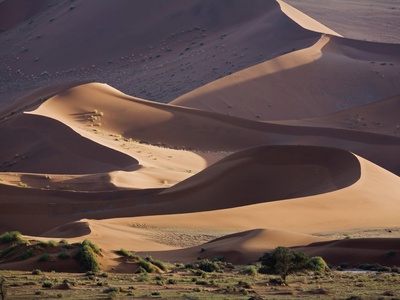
(162, 145), (362, 206)
(172, 35), (400, 121)
(0, 0), (400, 272)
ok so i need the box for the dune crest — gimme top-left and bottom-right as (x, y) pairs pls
(277, 0), (341, 37)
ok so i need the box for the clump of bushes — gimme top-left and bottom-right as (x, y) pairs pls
(0, 231), (23, 244)
(0, 240), (29, 259)
(58, 252), (70, 259)
(38, 240), (57, 248)
(38, 253), (51, 261)
(145, 256), (168, 272)
(240, 265), (258, 276)
(32, 269), (42, 275)
(20, 248), (34, 260)
(76, 239), (102, 272)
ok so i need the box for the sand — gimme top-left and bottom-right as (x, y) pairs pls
(0, 0), (399, 272)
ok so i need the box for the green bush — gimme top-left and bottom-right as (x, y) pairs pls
(308, 256), (329, 272)
(240, 265), (258, 276)
(103, 286), (121, 294)
(20, 248), (34, 260)
(58, 252), (70, 259)
(82, 239), (101, 254)
(32, 269), (42, 275)
(38, 240), (57, 248)
(42, 282), (53, 288)
(139, 259), (156, 273)
(386, 250), (397, 258)
(136, 273), (150, 282)
(39, 253), (50, 261)
(0, 231), (23, 244)
(145, 256), (168, 271)
(197, 259), (222, 273)
(0, 240), (29, 258)
(77, 240), (101, 272)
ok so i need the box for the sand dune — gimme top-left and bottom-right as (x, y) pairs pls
(0, 0), (320, 105)
(298, 238), (400, 267)
(1, 0), (400, 273)
(172, 35), (400, 121)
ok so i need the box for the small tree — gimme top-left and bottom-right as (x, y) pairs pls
(259, 247), (323, 283)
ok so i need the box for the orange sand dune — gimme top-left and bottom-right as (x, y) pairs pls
(141, 229), (329, 265)
(1, 0), (400, 272)
(24, 82), (400, 174)
(172, 35), (400, 121)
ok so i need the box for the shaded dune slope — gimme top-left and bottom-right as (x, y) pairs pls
(298, 238), (400, 267)
(0, 144), (382, 235)
(142, 228), (329, 264)
(142, 230), (400, 266)
(0, 0), (320, 104)
(0, 113), (138, 174)
(161, 145), (361, 206)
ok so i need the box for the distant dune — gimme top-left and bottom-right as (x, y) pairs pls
(0, 0), (400, 272)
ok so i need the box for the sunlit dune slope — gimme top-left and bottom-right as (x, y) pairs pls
(21, 82), (400, 175)
(172, 35), (400, 121)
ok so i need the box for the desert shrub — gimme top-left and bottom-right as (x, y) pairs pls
(145, 256), (168, 271)
(77, 240), (101, 272)
(195, 280), (209, 286)
(167, 278), (177, 284)
(0, 231), (23, 244)
(240, 265), (258, 276)
(357, 263), (389, 272)
(58, 252), (70, 259)
(62, 279), (76, 286)
(308, 256), (329, 273)
(0, 240), (29, 258)
(42, 282), (53, 288)
(185, 263), (195, 269)
(39, 253), (50, 261)
(116, 248), (139, 259)
(386, 250), (397, 257)
(116, 248), (131, 257)
(82, 239), (101, 254)
(238, 280), (252, 289)
(32, 269), (42, 275)
(20, 248), (34, 260)
(197, 259), (222, 273)
(139, 259), (156, 273)
(37, 240), (57, 248)
(136, 273), (150, 282)
(103, 286), (121, 294)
